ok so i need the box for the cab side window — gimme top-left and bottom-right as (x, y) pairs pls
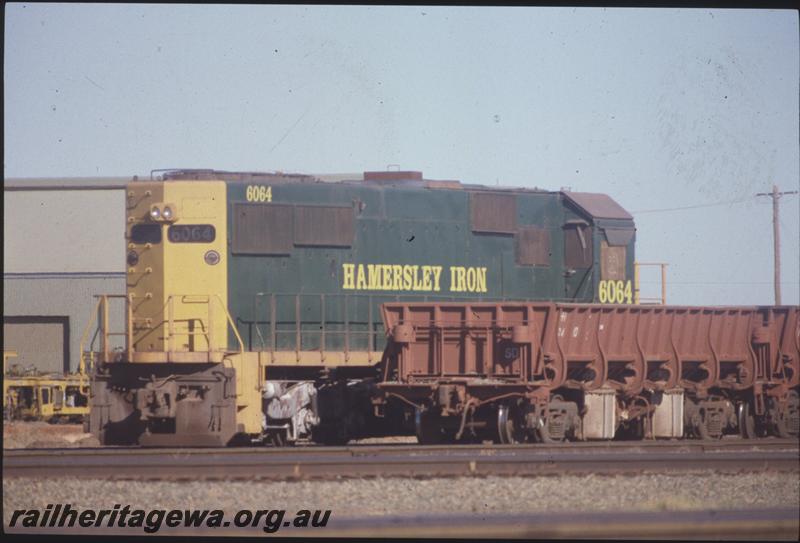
(564, 224), (593, 268)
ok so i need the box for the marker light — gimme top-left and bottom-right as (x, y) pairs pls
(150, 207), (161, 220)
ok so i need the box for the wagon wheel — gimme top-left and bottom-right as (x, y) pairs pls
(737, 402), (756, 439)
(497, 403), (529, 444)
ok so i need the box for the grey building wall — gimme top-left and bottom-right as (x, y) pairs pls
(4, 177), (130, 374)
(3, 274), (126, 373)
(4, 188), (125, 273)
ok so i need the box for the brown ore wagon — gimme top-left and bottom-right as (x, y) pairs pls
(376, 302), (799, 443)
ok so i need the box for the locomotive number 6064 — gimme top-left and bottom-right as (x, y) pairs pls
(246, 185), (272, 203)
(598, 279), (633, 304)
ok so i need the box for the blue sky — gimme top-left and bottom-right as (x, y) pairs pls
(4, 4), (798, 305)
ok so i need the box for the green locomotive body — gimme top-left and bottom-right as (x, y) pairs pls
(216, 170), (636, 356)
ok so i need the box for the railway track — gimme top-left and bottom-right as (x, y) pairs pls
(4, 438), (798, 481)
(4, 508), (798, 539)
(283, 508), (800, 540)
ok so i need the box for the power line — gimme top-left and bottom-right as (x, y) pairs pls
(755, 186), (799, 305)
(632, 191), (797, 215)
(631, 196), (757, 214)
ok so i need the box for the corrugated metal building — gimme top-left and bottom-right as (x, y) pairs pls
(3, 177), (131, 373)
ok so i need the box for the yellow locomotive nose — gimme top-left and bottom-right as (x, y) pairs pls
(126, 182), (228, 356)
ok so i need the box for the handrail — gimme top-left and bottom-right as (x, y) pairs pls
(79, 294), (130, 369)
(80, 293), (244, 365)
(78, 297), (103, 373)
(215, 294), (245, 353)
(634, 262), (668, 305)
(163, 294), (244, 354)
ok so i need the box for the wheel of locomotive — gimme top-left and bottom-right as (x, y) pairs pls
(497, 403), (530, 444)
(737, 402), (756, 439)
(775, 390), (800, 439)
(415, 408), (449, 445)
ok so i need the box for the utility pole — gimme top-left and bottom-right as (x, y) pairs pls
(756, 185), (799, 305)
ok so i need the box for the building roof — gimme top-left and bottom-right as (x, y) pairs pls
(3, 177), (134, 190)
(563, 191), (633, 221)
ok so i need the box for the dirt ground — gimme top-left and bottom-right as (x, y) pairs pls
(2, 421), (100, 449)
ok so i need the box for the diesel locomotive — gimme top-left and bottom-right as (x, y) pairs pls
(86, 169), (638, 446)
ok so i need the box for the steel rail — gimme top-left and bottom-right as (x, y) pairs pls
(4, 508), (798, 539)
(4, 440), (798, 480)
(300, 507), (800, 540)
(5, 436), (798, 457)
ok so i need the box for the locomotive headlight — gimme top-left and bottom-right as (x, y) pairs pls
(150, 206), (161, 220)
(162, 206), (173, 220)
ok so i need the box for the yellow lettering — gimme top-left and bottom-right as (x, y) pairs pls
(403, 266), (413, 290)
(431, 266), (442, 292)
(466, 267), (476, 292)
(392, 265), (403, 291)
(421, 266), (432, 290)
(382, 265), (393, 290)
(367, 264), (380, 290)
(342, 263), (355, 290)
(449, 266), (469, 292)
(476, 267), (487, 293)
(356, 264), (367, 290)
(412, 265), (423, 290)
(246, 185), (272, 202)
(344, 262), (489, 293)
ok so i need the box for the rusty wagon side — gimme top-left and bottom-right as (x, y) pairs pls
(376, 302), (799, 443)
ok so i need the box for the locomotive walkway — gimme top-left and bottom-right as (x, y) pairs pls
(4, 439), (798, 481)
